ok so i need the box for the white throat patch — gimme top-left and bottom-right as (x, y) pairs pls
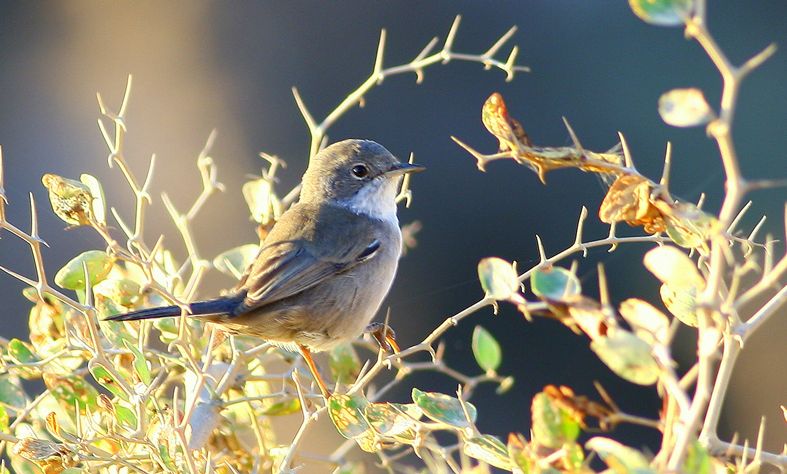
(338, 177), (400, 224)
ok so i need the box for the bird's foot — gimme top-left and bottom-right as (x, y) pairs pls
(297, 344), (332, 399)
(364, 322), (400, 354)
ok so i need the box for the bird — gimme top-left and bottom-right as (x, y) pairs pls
(106, 139), (425, 397)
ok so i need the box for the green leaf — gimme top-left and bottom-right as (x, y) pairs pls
(93, 278), (141, 306)
(260, 398), (300, 416)
(8, 339), (36, 364)
(158, 443), (175, 471)
(684, 441), (711, 474)
(619, 298), (669, 345)
(364, 402), (421, 439)
(99, 318), (136, 351)
(659, 88), (713, 127)
(54, 250), (115, 290)
(563, 441), (585, 471)
(89, 363), (129, 401)
(123, 340), (152, 385)
(115, 403), (137, 428)
(242, 178), (277, 225)
(472, 326), (502, 372)
(478, 257), (520, 300)
(643, 246), (704, 289)
(353, 430), (379, 453)
(591, 330), (660, 385)
(41, 173), (96, 226)
(628, 0), (692, 26)
(213, 244), (258, 278)
(531, 266), (581, 302)
(412, 388), (477, 428)
(153, 317), (179, 343)
(0, 406), (9, 433)
(8, 453), (39, 474)
(531, 392), (580, 449)
(42, 374), (99, 414)
(329, 342), (362, 385)
(660, 284), (699, 327)
(463, 434), (512, 470)
(665, 203), (718, 249)
(328, 394), (371, 439)
(8, 339), (40, 365)
(507, 433), (535, 473)
(79, 173), (106, 225)
(0, 375), (28, 410)
(586, 436), (653, 473)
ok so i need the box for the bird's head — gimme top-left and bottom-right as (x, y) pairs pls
(299, 139), (425, 220)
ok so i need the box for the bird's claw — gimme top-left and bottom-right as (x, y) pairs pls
(365, 322), (400, 354)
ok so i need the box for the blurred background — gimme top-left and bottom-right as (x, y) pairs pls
(0, 1), (784, 470)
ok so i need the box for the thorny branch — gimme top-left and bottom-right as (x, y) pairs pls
(289, 14), (530, 182)
(0, 7), (785, 472)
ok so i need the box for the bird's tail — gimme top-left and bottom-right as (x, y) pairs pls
(105, 295), (245, 322)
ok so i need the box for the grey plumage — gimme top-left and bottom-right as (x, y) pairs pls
(107, 139), (423, 355)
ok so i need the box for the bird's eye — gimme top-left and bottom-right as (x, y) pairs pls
(351, 164), (369, 179)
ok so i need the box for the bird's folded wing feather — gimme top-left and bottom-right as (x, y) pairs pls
(234, 203), (382, 312)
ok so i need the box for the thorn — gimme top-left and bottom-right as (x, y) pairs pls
(562, 117), (585, 157)
(451, 136), (489, 171)
(597, 263), (610, 308)
(96, 91), (108, 115)
(29, 193), (41, 241)
(96, 119), (114, 164)
(0, 144), (6, 206)
(0, 264), (36, 286)
(119, 74), (134, 118)
(482, 25), (517, 60)
(141, 154), (156, 201)
(747, 216), (766, 246)
(396, 152), (416, 207)
(574, 206), (588, 249)
(607, 223), (618, 252)
(82, 261), (94, 308)
(617, 132), (634, 169)
(110, 207), (132, 238)
(435, 341), (446, 361)
(753, 416), (765, 465)
(373, 29), (387, 81)
(199, 129), (218, 161)
(412, 36), (439, 83)
(535, 235), (547, 264)
(726, 432), (740, 458)
(696, 192), (706, 209)
(728, 201), (752, 234)
(291, 87), (317, 133)
(426, 344), (437, 362)
(414, 36), (439, 62)
(763, 235), (774, 275)
(745, 178), (787, 191)
(442, 16), (461, 61)
(660, 142), (672, 189)
(504, 46), (519, 82)
(740, 43), (777, 77)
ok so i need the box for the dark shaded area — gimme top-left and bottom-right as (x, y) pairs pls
(0, 0), (784, 468)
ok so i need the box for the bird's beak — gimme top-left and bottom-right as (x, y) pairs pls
(384, 162), (426, 176)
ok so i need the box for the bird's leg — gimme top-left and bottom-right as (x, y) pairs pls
(297, 344), (331, 398)
(364, 322), (400, 354)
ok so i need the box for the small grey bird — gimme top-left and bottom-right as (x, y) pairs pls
(107, 139), (424, 397)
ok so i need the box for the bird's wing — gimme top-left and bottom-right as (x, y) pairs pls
(234, 203), (383, 313)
